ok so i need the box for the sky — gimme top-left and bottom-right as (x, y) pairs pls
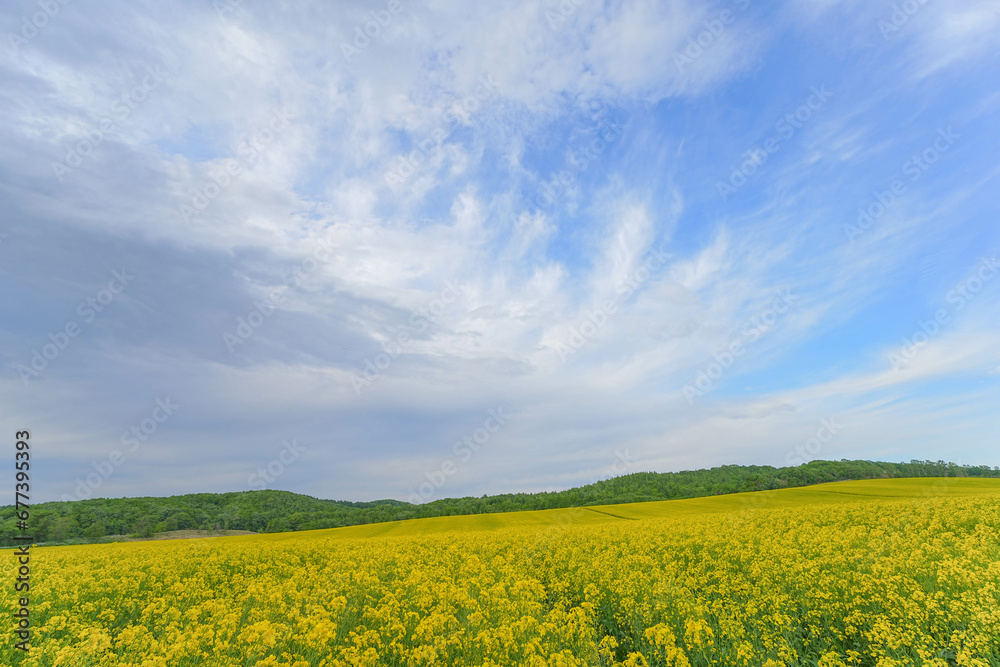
(1, 0), (998, 505)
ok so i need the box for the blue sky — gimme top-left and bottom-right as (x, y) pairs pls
(1, 0), (998, 504)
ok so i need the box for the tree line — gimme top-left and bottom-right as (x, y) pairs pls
(2, 459), (996, 546)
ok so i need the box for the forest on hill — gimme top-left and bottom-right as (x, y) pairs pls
(2, 459), (996, 546)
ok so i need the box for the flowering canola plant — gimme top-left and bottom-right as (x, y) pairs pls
(3, 479), (1000, 666)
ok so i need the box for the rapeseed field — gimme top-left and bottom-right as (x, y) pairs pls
(5, 479), (1000, 666)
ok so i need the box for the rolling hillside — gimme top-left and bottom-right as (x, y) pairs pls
(3, 459), (996, 546)
(12, 478), (1000, 665)
(239, 476), (1000, 541)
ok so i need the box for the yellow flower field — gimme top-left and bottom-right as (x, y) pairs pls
(4, 479), (1000, 666)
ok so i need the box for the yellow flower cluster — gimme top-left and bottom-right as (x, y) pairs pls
(3, 482), (1000, 666)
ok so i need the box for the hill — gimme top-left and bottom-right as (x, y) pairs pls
(219, 477), (1000, 540)
(18, 478), (1000, 664)
(2, 458), (996, 546)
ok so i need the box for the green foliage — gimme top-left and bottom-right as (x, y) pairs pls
(1, 459), (995, 546)
(83, 520), (106, 539)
